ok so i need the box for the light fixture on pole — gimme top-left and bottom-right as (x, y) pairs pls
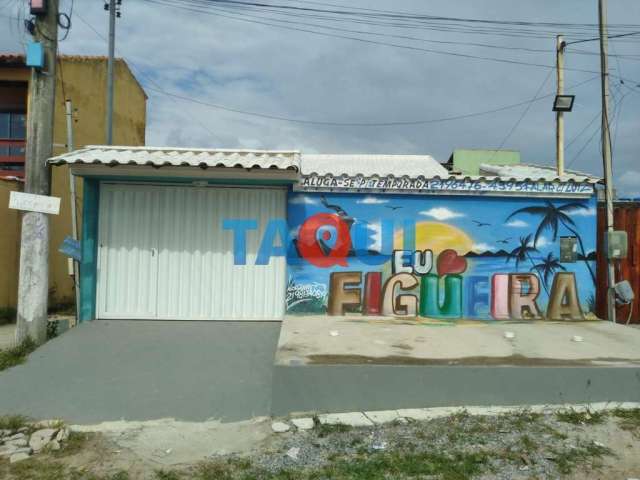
(553, 95), (575, 112)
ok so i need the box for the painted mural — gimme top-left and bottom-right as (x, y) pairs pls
(286, 192), (597, 320)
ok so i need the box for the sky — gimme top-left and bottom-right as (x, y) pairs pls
(1, 0), (639, 196)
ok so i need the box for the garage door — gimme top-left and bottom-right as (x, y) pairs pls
(96, 184), (287, 320)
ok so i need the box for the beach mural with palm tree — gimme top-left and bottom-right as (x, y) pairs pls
(286, 192), (597, 321)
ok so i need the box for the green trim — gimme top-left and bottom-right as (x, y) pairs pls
(80, 179), (100, 322)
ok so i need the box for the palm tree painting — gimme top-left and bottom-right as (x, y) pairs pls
(531, 253), (566, 292)
(505, 200), (596, 284)
(506, 234), (539, 271)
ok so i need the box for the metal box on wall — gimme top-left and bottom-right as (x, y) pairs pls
(560, 236), (578, 263)
(606, 231), (628, 259)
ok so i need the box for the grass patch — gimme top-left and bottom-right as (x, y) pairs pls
(155, 470), (182, 480)
(320, 450), (490, 480)
(556, 408), (607, 425)
(549, 440), (613, 475)
(177, 450), (491, 480)
(0, 307), (16, 325)
(312, 416), (353, 438)
(503, 409), (543, 430)
(0, 337), (37, 371)
(51, 432), (91, 458)
(612, 408), (640, 436)
(0, 414), (30, 431)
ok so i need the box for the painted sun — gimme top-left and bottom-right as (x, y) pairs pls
(394, 221), (474, 255)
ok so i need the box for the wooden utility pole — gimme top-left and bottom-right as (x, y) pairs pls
(16, 0), (59, 344)
(598, 0), (616, 323)
(556, 35), (565, 176)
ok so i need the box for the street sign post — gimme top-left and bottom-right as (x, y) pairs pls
(9, 191), (61, 215)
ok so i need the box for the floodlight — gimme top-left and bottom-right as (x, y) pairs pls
(553, 95), (575, 112)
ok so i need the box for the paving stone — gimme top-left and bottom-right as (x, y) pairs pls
(291, 418), (315, 431)
(271, 421), (291, 433)
(397, 407), (459, 421)
(5, 433), (26, 442)
(318, 412), (374, 427)
(0, 444), (19, 457)
(5, 438), (28, 448)
(55, 428), (70, 443)
(9, 451), (31, 463)
(364, 410), (401, 424)
(29, 428), (57, 452)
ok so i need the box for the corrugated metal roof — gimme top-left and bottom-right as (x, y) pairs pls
(48, 146), (300, 171)
(301, 154), (448, 177)
(479, 163), (601, 184)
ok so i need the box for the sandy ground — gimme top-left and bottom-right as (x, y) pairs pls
(72, 417), (273, 467)
(53, 404), (639, 479)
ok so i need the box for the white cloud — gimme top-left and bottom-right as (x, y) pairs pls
(505, 219), (528, 228)
(288, 195), (318, 205)
(531, 236), (551, 248)
(367, 222), (383, 252)
(617, 171), (640, 198)
(357, 196), (388, 204)
(419, 207), (465, 221)
(11, 0), (633, 193)
(570, 207), (597, 217)
(472, 243), (494, 252)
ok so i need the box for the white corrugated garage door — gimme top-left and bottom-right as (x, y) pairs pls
(96, 184), (286, 320)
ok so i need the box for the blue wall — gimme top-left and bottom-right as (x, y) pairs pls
(286, 192), (597, 320)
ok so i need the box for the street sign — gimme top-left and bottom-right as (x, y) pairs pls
(9, 191), (60, 215)
(59, 236), (82, 262)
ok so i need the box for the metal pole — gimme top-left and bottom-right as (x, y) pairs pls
(556, 35), (565, 176)
(16, 0), (59, 345)
(65, 99), (80, 328)
(598, 0), (616, 323)
(106, 0), (116, 145)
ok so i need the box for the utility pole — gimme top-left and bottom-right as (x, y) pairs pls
(555, 35), (565, 176)
(65, 99), (80, 327)
(105, 0), (117, 145)
(598, 0), (616, 323)
(16, 0), (59, 345)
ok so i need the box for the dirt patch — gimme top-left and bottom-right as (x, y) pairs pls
(1, 409), (639, 479)
(306, 353), (640, 366)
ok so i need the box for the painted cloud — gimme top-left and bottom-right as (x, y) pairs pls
(419, 207), (465, 221)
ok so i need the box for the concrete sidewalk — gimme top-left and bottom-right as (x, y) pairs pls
(0, 320), (281, 424)
(271, 317), (640, 415)
(276, 317), (640, 366)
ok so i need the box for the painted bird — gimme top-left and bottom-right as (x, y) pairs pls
(472, 220), (492, 227)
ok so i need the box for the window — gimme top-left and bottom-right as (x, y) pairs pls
(0, 112), (27, 176)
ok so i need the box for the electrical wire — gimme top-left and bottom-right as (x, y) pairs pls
(142, 0), (640, 87)
(142, 75), (597, 127)
(486, 68), (553, 162)
(161, 0), (640, 45)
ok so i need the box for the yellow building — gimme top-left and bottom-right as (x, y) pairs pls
(0, 54), (147, 311)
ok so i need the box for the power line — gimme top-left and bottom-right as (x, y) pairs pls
(565, 30), (640, 46)
(143, 75), (597, 127)
(487, 68), (553, 161)
(148, 0), (640, 42)
(143, 0), (640, 86)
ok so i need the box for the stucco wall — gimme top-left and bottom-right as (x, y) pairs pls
(286, 192), (598, 321)
(0, 180), (21, 310)
(0, 57), (146, 309)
